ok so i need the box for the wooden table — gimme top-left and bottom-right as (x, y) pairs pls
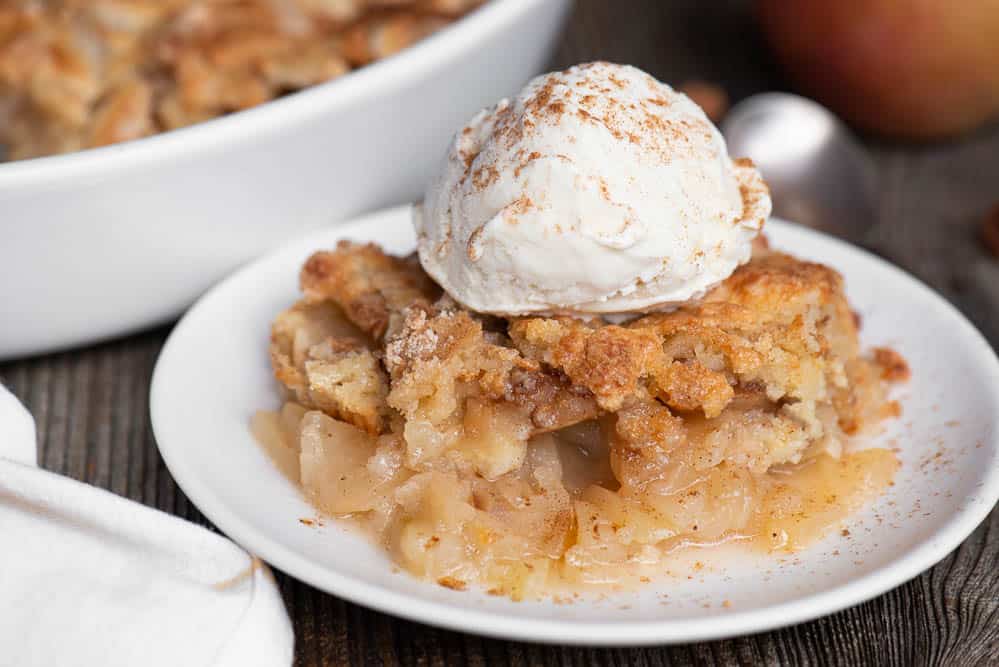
(3, 2), (998, 664)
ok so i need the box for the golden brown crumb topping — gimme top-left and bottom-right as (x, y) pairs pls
(300, 241), (440, 341)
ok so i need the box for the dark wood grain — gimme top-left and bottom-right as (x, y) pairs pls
(3, 1), (999, 665)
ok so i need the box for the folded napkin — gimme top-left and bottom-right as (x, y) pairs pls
(0, 384), (293, 667)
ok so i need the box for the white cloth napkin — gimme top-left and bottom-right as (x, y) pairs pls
(0, 384), (294, 667)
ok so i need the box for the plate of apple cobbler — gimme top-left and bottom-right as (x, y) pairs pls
(151, 206), (999, 645)
(151, 63), (999, 644)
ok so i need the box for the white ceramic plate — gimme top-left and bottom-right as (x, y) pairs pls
(150, 206), (999, 646)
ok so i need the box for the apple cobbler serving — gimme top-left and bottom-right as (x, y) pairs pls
(255, 237), (907, 598)
(254, 63), (908, 599)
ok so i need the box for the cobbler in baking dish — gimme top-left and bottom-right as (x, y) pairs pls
(0, 0), (484, 160)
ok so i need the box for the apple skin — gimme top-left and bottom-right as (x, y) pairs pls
(756, 0), (999, 140)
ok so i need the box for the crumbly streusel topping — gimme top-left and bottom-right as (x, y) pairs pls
(0, 0), (484, 160)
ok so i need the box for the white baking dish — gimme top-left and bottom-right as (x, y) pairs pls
(0, 0), (573, 360)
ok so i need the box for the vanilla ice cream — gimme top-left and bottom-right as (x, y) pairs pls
(414, 62), (771, 316)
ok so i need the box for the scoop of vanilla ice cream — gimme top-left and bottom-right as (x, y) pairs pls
(415, 62), (771, 316)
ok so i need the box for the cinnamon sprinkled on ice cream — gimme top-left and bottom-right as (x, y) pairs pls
(414, 62), (771, 316)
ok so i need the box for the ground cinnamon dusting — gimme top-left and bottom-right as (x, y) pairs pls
(873, 347), (911, 382)
(734, 158), (771, 227)
(471, 164), (499, 190)
(437, 577), (467, 591)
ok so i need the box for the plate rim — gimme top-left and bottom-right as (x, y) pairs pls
(150, 205), (999, 646)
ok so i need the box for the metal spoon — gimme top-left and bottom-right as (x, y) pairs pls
(722, 92), (878, 243)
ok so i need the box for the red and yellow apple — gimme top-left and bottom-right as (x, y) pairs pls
(756, 0), (999, 140)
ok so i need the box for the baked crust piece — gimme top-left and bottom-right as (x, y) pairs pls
(273, 241), (904, 468)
